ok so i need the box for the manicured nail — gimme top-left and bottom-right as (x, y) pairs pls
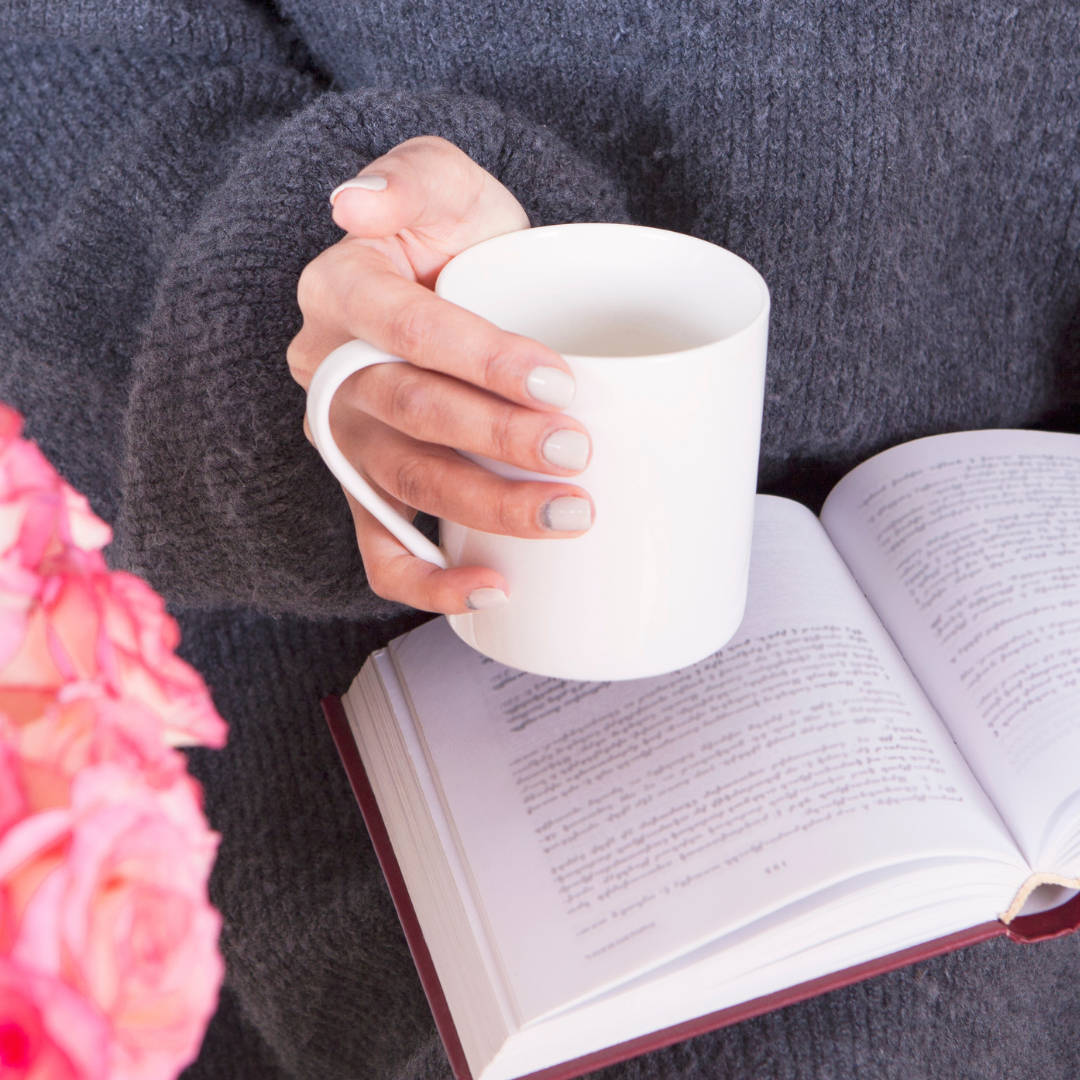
(526, 366), (575, 408)
(466, 587), (510, 611)
(541, 430), (590, 472)
(329, 175), (389, 203)
(541, 496), (592, 532)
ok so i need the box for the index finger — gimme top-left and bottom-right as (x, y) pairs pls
(307, 240), (577, 410)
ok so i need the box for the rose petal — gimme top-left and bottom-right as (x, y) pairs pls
(59, 485), (112, 553)
(0, 403), (22, 443)
(0, 808), (71, 880)
(10, 764), (222, 1080)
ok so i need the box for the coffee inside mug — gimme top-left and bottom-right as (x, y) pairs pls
(434, 222), (765, 358)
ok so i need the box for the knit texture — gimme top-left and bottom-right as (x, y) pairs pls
(174, 606), (435, 1080)
(0, 44), (317, 526)
(2, 2), (1080, 1078)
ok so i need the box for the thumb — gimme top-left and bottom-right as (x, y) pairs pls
(329, 136), (529, 251)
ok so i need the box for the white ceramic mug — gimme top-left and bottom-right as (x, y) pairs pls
(307, 223), (769, 680)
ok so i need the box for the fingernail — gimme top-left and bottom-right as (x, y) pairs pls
(541, 496), (592, 532)
(541, 429), (590, 471)
(329, 175), (389, 204)
(526, 366), (575, 408)
(466, 587), (510, 611)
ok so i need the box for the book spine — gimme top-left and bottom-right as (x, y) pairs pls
(323, 695), (475, 1080)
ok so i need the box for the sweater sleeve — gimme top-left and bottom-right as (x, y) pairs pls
(110, 89), (628, 619)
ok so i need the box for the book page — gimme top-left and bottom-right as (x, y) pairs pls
(390, 497), (1023, 1023)
(821, 429), (1080, 869)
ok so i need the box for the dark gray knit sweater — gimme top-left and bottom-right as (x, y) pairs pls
(1, 2), (1079, 1078)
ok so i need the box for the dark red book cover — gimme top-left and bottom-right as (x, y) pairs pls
(323, 694), (1080, 1080)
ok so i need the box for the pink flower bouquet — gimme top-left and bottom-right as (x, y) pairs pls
(0, 403), (228, 1080)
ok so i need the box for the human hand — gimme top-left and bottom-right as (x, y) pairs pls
(287, 137), (592, 615)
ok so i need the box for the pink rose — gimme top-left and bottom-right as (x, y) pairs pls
(0, 406), (224, 750)
(0, 550), (225, 751)
(0, 403), (228, 1078)
(0, 687), (186, 816)
(0, 955), (110, 1080)
(0, 764), (222, 1080)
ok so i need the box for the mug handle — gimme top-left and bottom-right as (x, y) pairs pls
(305, 339), (448, 568)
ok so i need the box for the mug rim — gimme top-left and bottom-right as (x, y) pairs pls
(434, 221), (771, 360)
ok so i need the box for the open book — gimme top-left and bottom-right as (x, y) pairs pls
(328, 429), (1080, 1080)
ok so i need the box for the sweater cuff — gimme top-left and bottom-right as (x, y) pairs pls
(115, 87), (629, 619)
